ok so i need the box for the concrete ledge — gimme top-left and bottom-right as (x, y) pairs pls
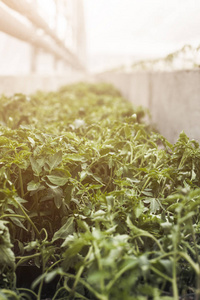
(0, 73), (87, 96)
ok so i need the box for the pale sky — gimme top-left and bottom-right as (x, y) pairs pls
(83, 0), (200, 58)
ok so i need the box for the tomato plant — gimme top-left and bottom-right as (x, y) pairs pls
(0, 83), (199, 300)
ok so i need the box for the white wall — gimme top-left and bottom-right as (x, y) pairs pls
(98, 70), (200, 143)
(0, 32), (32, 75)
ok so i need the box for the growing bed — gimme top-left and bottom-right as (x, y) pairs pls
(0, 83), (200, 300)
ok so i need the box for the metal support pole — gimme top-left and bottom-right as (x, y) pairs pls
(0, 4), (82, 69)
(0, 0), (84, 69)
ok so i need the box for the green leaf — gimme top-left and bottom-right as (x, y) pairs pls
(46, 175), (69, 186)
(167, 203), (180, 212)
(45, 269), (62, 283)
(150, 198), (160, 213)
(142, 190), (153, 197)
(159, 259), (173, 275)
(106, 195), (114, 208)
(126, 216), (144, 235)
(62, 236), (88, 258)
(30, 156), (42, 176)
(52, 186), (63, 209)
(52, 217), (75, 241)
(24, 240), (38, 252)
(27, 180), (41, 191)
(47, 150), (63, 171)
(191, 169), (196, 180)
(40, 186), (63, 208)
(0, 291), (9, 300)
(135, 201), (145, 218)
(9, 217), (27, 231)
(144, 198), (160, 213)
(0, 221), (15, 269)
(0, 136), (10, 145)
(0, 245), (15, 269)
(13, 195), (27, 204)
(28, 136), (35, 147)
(79, 170), (87, 181)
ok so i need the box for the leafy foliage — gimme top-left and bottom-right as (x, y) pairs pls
(0, 82), (200, 299)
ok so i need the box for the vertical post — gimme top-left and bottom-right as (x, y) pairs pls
(30, 46), (38, 73)
(54, 0), (59, 72)
(76, 0), (86, 67)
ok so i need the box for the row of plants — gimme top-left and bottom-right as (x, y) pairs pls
(107, 44), (200, 72)
(0, 82), (200, 299)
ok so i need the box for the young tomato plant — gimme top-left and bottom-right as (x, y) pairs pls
(0, 83), (200, 300)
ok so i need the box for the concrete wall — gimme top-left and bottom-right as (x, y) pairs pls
(0, 72), (88, 96)
(98, 70), (200, 144)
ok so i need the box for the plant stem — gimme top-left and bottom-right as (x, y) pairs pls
(172, 223), (179, 300)
(106, 260), (138, 291)
(34, 193), (41, 223)
(93, 240), (105, 294)
(103, 166), (113, 193)
(70, 246), (93, 296)
(133, 232), (164, 253)
(17, 288), (37, 299)
(139, 177), (151, 196)
(63, 272), (108, 300)
(37, 248), (46, 300)
(16, 253), (41, 267)
(12, 196), (40, 238)
(18, 167), (24, 198)
(189, 220), (200, 300)
(172, 255), (179, 300)
(0, 289), (20, 300)
(0, 214), (26, 219)
(150, 266), (173, 283)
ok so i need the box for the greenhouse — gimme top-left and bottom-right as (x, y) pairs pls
(0, 1), (200, 299)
